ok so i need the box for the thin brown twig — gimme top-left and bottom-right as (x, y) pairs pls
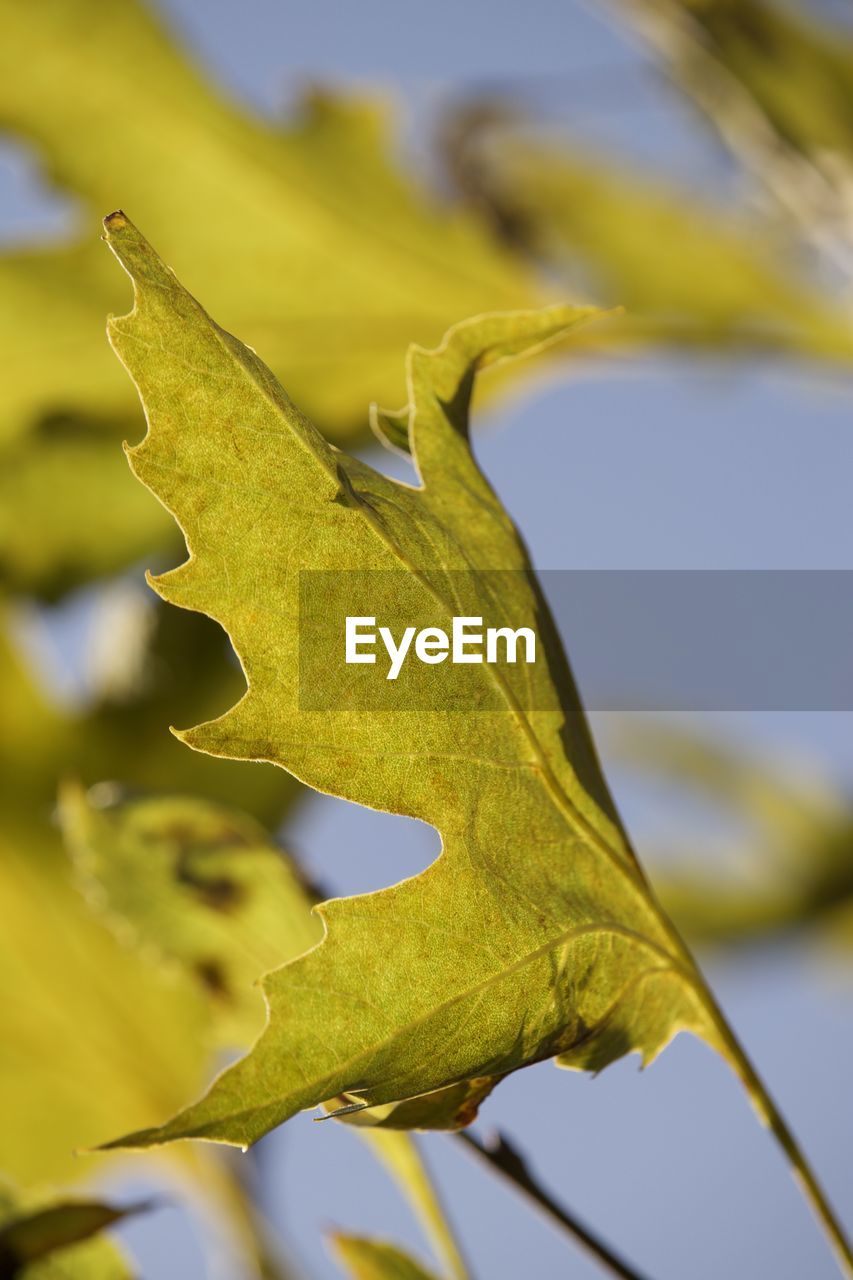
(454, 1129), (654, 1280)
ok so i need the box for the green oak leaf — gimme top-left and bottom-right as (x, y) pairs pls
(100, 212), (726, 1152)
(330, 1236), (442, 1280)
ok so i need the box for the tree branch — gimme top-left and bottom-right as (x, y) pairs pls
(454, 1129), (654, 1280)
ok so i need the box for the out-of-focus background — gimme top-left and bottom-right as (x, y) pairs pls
(3, 1), (853, 1276)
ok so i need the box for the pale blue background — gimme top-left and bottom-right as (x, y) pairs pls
(3, 1), (853, 1277)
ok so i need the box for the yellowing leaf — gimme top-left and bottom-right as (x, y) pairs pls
(101, 213), (722, 1153)
(0, 621), (217, 1195)
(331, 1236), (441, 1280)
(0, 730), (290, 1268)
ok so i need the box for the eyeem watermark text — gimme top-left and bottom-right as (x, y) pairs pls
(299, 569), (853, 711)
(345, 616), (537, 680)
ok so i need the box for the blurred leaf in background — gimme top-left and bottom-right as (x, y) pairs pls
(610, 0), (853, 271)
(4, 0), (853, 598)
(331, 1236), (442, 1280)
(0, 0), (543, 599)
(60, 785), (323, 1048)
(0, 1186), (143, 1279)
(0, 603), (291, 828)
(0, 781), (319, 1266)
(439, 99), (853, 360)
(0, 817), (207, 1188)
(56, 787), (468, 1280)
(608, 718), (853, 953)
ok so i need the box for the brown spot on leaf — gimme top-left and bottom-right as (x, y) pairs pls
(195, 958), (230, 999)
(176, 860), (244, 911)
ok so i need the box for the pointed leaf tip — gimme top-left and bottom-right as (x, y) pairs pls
(104, 210), (128, 231)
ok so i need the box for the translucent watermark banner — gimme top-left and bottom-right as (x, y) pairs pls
(298, 569), (853, 711)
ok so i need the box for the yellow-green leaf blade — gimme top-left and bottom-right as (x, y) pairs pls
(102, 213), (717, 1152)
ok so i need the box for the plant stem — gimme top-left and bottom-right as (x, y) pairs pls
(697, 973), (853, 1278)
(454, 1129), (653, 1280)
(648, 876), (853, 1280)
